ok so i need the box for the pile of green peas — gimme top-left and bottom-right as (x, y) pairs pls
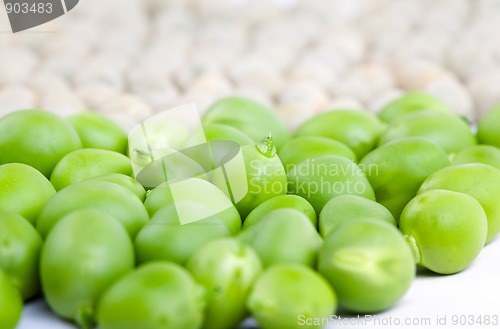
(1, 92), (500, 329)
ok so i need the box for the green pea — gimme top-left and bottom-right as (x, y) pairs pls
(360, 137), (450, 220)
(0, 269), (22, 329)
(50, 149), (132, 190)
(319, 194), (396, 238)
(477, 104), (500, 148)
(202, 97), (291, 148)
(213, 136), (287, 219)
(419, 163), (500, 243)
(36, 181), (149, 239)
(379, 110), (476, 153)
(143, 178), (241, 234)
(239, 209), (322, 268)
(135, 202), (233, 265)
(287, 155), (375, 213)
(203, 123), (254, 146)
(0, 211), (42, 300)
(0, 109), (81, 177)
(40, 209), (135, 329)
(400, 190), (487, 274)
(243, 194), (317, 229)
(278, 136), (357, 168)
(68, 112), (128, 154)
(295, 109), (386, 159)
(0, 163), (56, 225)
(247, 263), (336, 329)
(84, 173), (147, 201)
(451, 145), (500, 170)
(186, 238), (262, 329)
(97, 262), (206, 329)
(318, 219), (415, 313)
(378, 92), (451, 123)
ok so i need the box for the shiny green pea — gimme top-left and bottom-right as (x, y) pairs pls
(243, 194), (317, 229)
(0, 163), (55, 225)
(400, 190), (487, 274)
(143, 178), (241, 234)
(278, 136), (357, 168)
(318, 219), (415, 313)
(379, 110), (476, 153)
(84, 173), (146, 201)
(239, 209), (322, 268)
(378, 92), (451, 123)
(36, 181), (149, 239)
(68, 112), (128, 154)
(0, 211), (42, 300)
(247, 263), (336, 329)
(0, 109), (81, 177)
(360, 137), (450, 220)
(295, 109), (386, 159)
(287, 155), (375, 213)
(40, 209), (135, 329)
(202, 97), (291, 148)
(419, 163), (500, 243)
(97, 262), (206, 329)
(319, 194), (396, 238)
(186, 238), (262, 329)
(451, 145), (500, 170)
(203, 123), (254, 146)
(477, 104), (500, 148)
(135, 202), (233, 265)
(0, 269), (22, 329)
(50, 149), (132, 190)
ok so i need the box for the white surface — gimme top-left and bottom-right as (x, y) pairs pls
(18, 238), (500, 329)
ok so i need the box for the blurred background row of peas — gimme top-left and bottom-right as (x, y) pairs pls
(2, 0), (500, 129)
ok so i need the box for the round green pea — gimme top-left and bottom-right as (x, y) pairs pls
(68, 112), (128, 154)
(0, 269), (22, 329)
(143, 178), (241, 234)
(319, 194), (396, 238)
(0, 109), (81, 177)
(287, 155), (375, 213)
(50, 148), (132, 190)
(186, 238), (263, 329)
(0, 163), (56, 225)
(295, 109), (386, 159)
(239, 209), (322, 268)
(278, 136), (357, 168)
(203, 123), (254, 146)
(243, 194), (317, 229)
(378, 92), (451, 123)
(40, 209), (135, 328)
(419, 163), (500, 243)
(360, 137), (450, 220)
(84, 173), (146, 201)
(379, 110), (476, 153)
(97, 262), (206, 329)
(247, 263), (336, 329)
(318, 219), (415, 313)
(202, 97), (291, 148)
(477, 104), (500, 148)
(135, 202), (233, 265)
(0, 211), (42, 300)
(214, 137), (287, 219)
(36, 181), (149, 239)
(400, 190), (487, 275)
(451, 145), (500, 170)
